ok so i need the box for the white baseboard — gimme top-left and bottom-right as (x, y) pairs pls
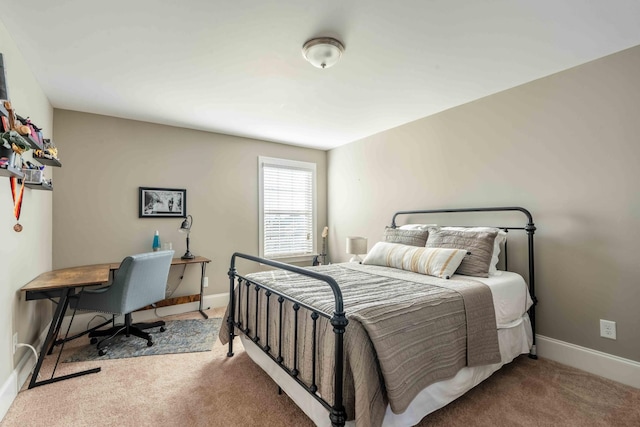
(536, 334), (640, 389)
(206, 292), (230, 310)
(0, 292), (229, 422)
(139, 292), (229, 321)
(1, 323), (49, 421)
(0, 371), (17, 422)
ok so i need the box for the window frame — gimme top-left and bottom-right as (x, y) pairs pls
(258, 156), (317, 262)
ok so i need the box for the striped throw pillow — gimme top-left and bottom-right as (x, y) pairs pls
(362, 242), (467, 279)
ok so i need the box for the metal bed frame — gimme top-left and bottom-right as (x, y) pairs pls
(226, 206), (537, 427)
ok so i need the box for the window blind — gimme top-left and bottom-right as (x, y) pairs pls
(260, 158), (316, 259)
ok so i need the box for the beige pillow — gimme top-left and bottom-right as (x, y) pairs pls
(362, 241), (467, 279)
(426, 228), (498, 277)
(382, 227), (428, 247)
(441, 227), (507, 275)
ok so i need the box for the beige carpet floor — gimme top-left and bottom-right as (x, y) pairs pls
(2, 308), (639, 427)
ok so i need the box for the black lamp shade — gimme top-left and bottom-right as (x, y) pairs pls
(179, 215), (195, 259)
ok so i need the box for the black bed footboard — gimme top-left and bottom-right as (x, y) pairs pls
(227, 253), (348, 427)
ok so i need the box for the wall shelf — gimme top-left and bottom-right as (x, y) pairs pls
(0, 165), (24, 178)
(1, 102), (60, 189)
(33, 156), (62, 167)
(22, 181), (53, 191)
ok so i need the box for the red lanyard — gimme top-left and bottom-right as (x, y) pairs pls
(9, 176), (24, 232)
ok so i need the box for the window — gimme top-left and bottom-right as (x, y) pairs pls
(259, 156), (316, 261)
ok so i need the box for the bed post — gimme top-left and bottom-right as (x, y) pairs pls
(525, 219), (538, 359)
(330, 310), (348, 427)
(226, 258), (237, 357)
(227, 251), (348, 426)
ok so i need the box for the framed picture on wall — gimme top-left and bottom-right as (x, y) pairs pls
(139, 187), (187, 218)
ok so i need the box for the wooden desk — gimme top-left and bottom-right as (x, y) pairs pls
(22, 264), (111, 388)
(21, 256), (212, 388)
(22, 263), (111, 297)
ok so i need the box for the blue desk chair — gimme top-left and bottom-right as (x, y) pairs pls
(71, 251), (174, 356)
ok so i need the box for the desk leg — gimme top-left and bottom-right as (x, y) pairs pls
(199, 262), (208, 319)
(53, 317), (111, 348)
(46, 294), (72, 355)
(28, 288), (101, 389)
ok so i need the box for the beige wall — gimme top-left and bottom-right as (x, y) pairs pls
(0, 23), (53, 392)
(52, 110), (327, 299)
(328, 45), (640, 362)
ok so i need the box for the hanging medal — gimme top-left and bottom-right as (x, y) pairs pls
(9, 176), (24, 232)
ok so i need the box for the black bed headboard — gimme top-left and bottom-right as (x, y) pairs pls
(390, 206), (538, 358)
(391, 206), (534, 228)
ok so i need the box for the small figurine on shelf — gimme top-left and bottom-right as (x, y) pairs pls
(34, 139), (58, 161)
(22, 117), (43, 147)
(0, 130), (29, 169)
(3, 101), (31, 137)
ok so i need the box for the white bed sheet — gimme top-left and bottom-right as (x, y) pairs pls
(453, 271), (533, 327)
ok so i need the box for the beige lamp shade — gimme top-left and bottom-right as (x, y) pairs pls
(346, 236), (367, 262)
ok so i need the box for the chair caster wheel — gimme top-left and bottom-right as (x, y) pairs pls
(147, 340), (153, 347)
(160, 326), (166, 332)
(98, 349), (107, 356)
(90, 337), (98, 344)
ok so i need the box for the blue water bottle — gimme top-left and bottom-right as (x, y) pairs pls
(152, 230), (161, 252)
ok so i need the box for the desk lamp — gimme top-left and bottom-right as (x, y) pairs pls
(346, 236), (367, 263)
(178, 215), (195, 259)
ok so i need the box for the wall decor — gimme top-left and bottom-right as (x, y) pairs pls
(139, 187), (186, 218)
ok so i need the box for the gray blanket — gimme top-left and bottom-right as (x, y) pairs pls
(219, 263), (500, 427)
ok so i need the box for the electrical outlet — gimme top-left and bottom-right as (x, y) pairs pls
(12, 333), (18, 355)
(203, 277), (209, 288)
(600, 319), (616, 340)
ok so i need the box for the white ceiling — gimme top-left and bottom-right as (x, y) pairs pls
(2, 1), (640, 150)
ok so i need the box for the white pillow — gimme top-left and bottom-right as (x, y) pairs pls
(440, 226), (507, 275)
(398, 224), (437, 231)
(362, 241), (468, 279)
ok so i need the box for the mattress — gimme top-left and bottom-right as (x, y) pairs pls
(238, 270), (534, 427)
(453, 271), (533, 327)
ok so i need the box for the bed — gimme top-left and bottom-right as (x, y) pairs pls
(220, 207), (537, 427)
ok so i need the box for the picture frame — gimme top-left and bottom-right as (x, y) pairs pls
(139, 187), (187, 218)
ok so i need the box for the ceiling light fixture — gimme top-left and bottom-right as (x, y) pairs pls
(302, 37), (345, 69)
